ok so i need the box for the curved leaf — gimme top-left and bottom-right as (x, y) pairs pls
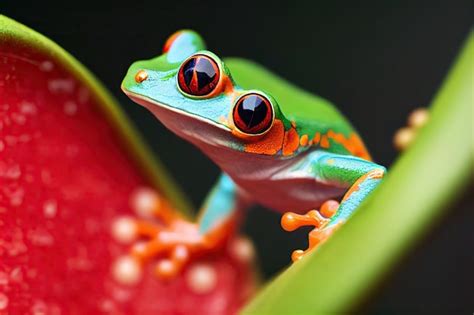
(236, 32), (473, 314)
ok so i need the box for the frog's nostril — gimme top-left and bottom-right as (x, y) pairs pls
(135, 70), (148, 83)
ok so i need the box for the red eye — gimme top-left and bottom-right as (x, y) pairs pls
(177, 55), (220, 97)
(233, 93), (274, 135)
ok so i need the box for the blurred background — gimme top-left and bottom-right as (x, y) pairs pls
(3, 1), (472, 313)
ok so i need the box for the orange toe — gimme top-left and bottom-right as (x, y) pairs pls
(281, 209), (328, 232)
(319, 200), (339, 218)
(112, 188), (238, 281)
(281, 201), (342, 263)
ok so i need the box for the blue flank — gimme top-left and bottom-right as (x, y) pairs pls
(329, 173), (383, 225)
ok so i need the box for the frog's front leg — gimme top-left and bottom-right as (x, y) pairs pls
(115, 174), (250, 280)
(281, 153), (386, 261)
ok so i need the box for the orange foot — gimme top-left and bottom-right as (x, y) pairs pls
(281, 200), (341, 262)
(394, 107), (429, 151)
(111, 188), (232, 282)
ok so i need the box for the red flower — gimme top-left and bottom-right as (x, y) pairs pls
(0, 16), (257, 315)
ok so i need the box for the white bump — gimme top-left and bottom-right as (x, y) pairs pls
(112, 256), (142, 285)
(19, 101), (37, 115)
(408, 108), (429, 128)
(48, 78), (74, 94)
(10, 267), (23, 283)
(131, 188), (161, 218)
(156, 259), (174, 275)
(111, 217), (137, 244)
(43, 200), (57, 218)
(99, 299), (116, 312)
(39, 61), (54, 72)
(173, 245), (189, 262)
(30, 300), (47, 315)
(131, 241), (147, 255)
(186, 263), (217, 294)
(229, 237), (255, 263)
(394, 127), (414, 150)
(63, 101), (78, 116)
(0, 293), (8, 310)
(0, 271), (8, 286)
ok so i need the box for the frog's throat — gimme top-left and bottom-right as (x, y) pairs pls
(123, 89), (237, 149)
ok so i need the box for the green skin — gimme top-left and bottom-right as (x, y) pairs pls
(122, 30), (386, 252)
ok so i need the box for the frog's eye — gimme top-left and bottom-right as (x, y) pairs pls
(177, 54), (220, 97)
(232, 93), (274, 135)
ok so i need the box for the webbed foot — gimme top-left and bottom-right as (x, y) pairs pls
(281, 200), (341, 262)
(111, 188), (232, 281)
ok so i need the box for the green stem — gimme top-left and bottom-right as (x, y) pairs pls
(241, 31), (473, 315)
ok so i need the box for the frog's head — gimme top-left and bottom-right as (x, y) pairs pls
(122, 30), (290, 161)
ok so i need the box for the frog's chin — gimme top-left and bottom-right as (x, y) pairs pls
(123, 90), (235, 150)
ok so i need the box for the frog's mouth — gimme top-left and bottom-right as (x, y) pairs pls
(122, 88), (230, 130)
(122, 88), (235, 149)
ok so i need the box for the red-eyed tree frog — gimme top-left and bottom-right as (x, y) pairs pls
(121, 30), (386, 278)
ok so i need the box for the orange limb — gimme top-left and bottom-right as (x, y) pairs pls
(114, 190), (236, 280)
(281, 200), (340, 262)
(292, 222), (343, 261)
(131, 216), (236, 279)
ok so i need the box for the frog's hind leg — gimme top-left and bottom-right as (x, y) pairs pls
(281, 153), (386, 261)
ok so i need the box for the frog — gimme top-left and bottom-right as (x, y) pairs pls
(120, 30), (386, 279)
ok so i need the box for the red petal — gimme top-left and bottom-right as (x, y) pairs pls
(0, 17), (257, 315)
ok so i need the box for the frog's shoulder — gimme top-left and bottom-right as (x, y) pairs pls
(224, 58), (371, 160)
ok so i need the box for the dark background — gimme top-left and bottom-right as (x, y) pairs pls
(3, 1), (472, 313)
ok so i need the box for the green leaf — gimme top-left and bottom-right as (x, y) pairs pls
(231, 32), (473, 314)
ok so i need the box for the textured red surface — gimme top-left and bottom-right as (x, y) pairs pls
(0, 42), (255, 314)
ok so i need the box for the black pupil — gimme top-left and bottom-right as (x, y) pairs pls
(237, 95), (268, 129)
(182, 58), (196, 86)
(182, 57), (217, 93)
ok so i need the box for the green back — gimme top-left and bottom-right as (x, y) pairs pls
(224, 58), (356, 138)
